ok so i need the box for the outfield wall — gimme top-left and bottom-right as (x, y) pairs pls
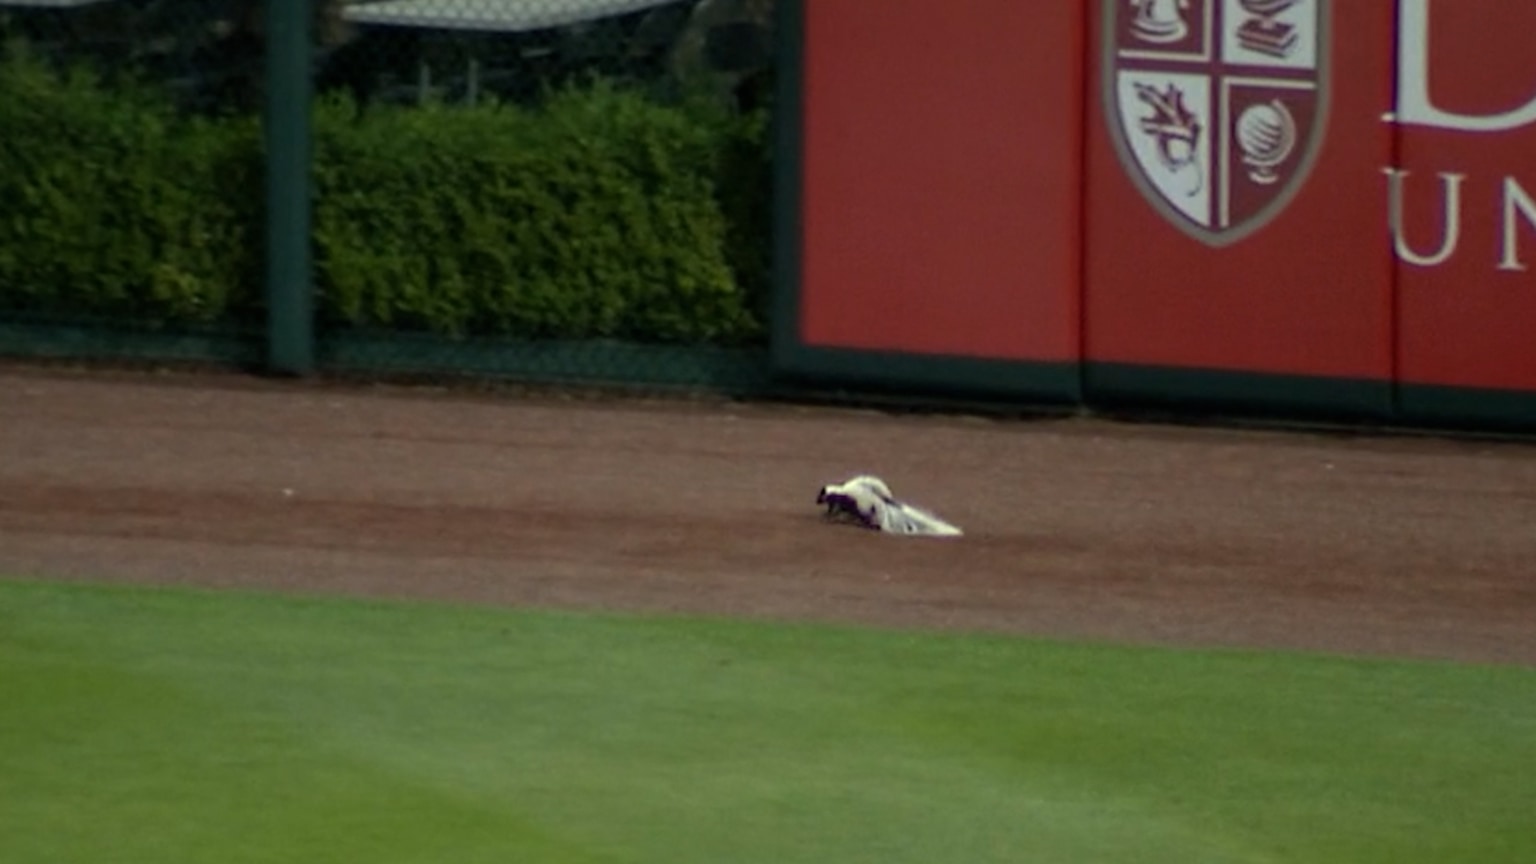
(773, 0), (1536, 431)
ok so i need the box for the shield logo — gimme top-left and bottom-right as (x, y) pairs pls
(1103, 0), (1331, 246)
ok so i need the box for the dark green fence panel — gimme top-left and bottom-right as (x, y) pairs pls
(305, 0), (776, 391)
(0, 0), (268, 368)
(1, 0), (778, 394)
(321, 332), (772, 394)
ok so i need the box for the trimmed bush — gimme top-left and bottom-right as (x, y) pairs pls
(0, 45), (262, 328)
(0, 43), (767, 347)
(314, 81), (761, 345)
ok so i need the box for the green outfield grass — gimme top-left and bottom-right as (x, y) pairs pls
(1, 578), (1531, 864)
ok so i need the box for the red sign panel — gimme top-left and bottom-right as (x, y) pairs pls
(794, 0), (1536, 421)
(1393, 0), (1536, 393)
(1085, 0), (1395, 383)
(798, 0), (1083, 363)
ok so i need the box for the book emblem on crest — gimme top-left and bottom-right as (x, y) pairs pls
(1236, 0), (1304, 57)
(1105, 0), (1330, 246)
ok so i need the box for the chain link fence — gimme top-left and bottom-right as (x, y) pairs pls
(308, 0), (776, 392)
(0, 1), (272, 367)
(1, 0), (778, 394)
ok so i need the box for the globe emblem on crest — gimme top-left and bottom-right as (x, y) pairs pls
(1236, 100), (1297, 185)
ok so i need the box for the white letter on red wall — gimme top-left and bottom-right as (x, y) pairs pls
(1501, 177), (1536, 272)
(1385, 169), (1466, 267)
(1393, 0), (1536, 133)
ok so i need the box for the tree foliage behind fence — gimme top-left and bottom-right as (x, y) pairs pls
(0, 0), (777, 390)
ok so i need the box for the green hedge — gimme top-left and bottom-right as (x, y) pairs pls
(0, 45), (768, 346)
(0, 46), (263, 328)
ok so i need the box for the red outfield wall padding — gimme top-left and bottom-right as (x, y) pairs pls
(1082, 0), (1395, 384)
(1392, 0), (1536, 394)
(798, 0), (1083, 363)
(792, 0), (1536, 423)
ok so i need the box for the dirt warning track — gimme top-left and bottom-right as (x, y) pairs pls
(2, 366), (1534, 665)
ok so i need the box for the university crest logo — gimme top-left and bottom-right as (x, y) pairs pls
(1103, 0), (1331, 246)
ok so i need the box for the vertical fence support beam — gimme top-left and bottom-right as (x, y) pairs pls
(769, 0), (805, 370)
(264, 0), (314, 376)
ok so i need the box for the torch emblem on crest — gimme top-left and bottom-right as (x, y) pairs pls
(1130, 0), (1193, 44)
(1105, 0), (1329, 246)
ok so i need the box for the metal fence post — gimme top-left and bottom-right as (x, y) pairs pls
(264, 0), (314, 376)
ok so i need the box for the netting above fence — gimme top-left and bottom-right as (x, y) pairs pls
(0, 1), (266, 114)
(316, 0), (773, 111)
(0, 0), (775, 104)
